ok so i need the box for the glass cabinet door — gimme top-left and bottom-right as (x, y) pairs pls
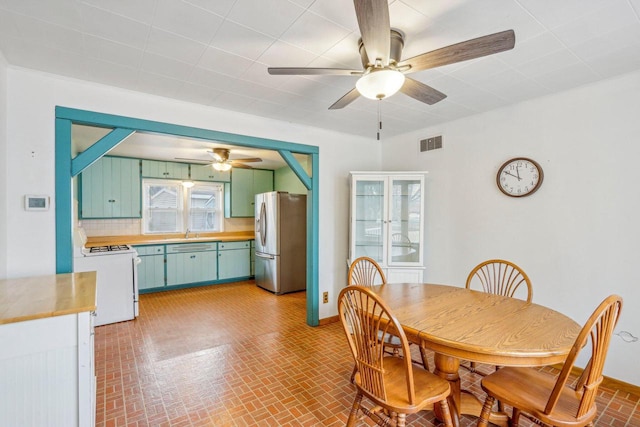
(389, 177), (423, 265)
(353, 179), (386, 263)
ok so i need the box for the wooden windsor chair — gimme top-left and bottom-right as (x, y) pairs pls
(338, 285), (453, 427)
(478, 294), (623, 427)
(463, 259), (533, 375)
(347, 257), (430, 382)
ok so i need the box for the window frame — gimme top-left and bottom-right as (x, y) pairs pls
(142, 178), (224, 234)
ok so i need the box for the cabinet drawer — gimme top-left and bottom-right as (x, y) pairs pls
(218, 241), (250, 251)
(166, 243), (217, 253)
(135, 245), (165, 256)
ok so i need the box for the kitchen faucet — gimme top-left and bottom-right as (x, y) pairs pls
(185, 228), (190, 239)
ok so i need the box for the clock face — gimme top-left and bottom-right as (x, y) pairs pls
(497, 158), (543, 197)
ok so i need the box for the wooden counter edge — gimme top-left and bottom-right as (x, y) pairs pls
(0, 272), (97, 325)
(87, 232), (255, 247)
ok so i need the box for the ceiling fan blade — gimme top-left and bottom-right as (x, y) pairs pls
(231, 157), (262, 163)
(400, 78), (447, 105)
(268, 67), (362, 76)
(398, 30), (515, 73)
(233, 163), (253, 169)
(354, 0), (391, 66)
(329, 88), (361, 110)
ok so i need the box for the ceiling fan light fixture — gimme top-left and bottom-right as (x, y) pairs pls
(356, 69), (405, 100)
(213, 162), (232, 172)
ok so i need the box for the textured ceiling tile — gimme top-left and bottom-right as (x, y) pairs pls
(227, 0), (306, 38)
(209, 20), (275, 60)
(1, 0), (639, 140)
(145, 27), (208, 65)
(153, 0), (224, 44)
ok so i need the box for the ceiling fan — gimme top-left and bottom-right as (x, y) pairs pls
(268, 0), (515, 109)
(176, 148), (262, 171)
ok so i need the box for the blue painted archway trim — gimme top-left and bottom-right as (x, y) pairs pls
(55, 107), (320, 326)
(277, 149), (312, 190)
(71, 128), (136, 177)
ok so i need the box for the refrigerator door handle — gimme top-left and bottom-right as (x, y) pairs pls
(259, 202), (267, 247)
(256, 252), (275, 260)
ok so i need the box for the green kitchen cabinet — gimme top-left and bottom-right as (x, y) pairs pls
(80, 156), (141, 218)
(229, 168), (274, 217)
(218, 241), (251, 280)
(189, 165), (231, 182)
(141, 159), (190, 179)
(135, 245), (166, 290)
(166, 243), (217, 286)
(253, 169), (273, 195)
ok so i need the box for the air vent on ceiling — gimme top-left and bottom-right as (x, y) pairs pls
(419, 135), (443, 152)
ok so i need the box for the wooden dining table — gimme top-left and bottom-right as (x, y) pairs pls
(370, 283), (581, 427)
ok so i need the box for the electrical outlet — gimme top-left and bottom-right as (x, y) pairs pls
(323, 292), (328, 304)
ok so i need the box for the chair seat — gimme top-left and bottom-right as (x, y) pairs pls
(355, 356), (450, 413)
(481, 367), (597, 426)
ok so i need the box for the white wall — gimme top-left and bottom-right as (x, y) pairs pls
(0, 53), (7, 279)
(4, 67), (381, 319)
(382, 70), (640, 385)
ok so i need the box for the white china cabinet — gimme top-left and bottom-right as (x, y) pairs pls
(349, 172), (426, 283)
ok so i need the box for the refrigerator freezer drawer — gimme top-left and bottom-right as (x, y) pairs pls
(255, 252), (306, 295)
(255, 252), (278, 293)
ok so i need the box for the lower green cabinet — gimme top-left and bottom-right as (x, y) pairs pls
(136, 245), (166, 290)
(135, 239), (253, 293)
(166, 243), (217, 286)
(218, 241), (251, 280)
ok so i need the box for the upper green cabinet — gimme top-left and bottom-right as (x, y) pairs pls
(189, 164), (231, 182)
(80, 156), (141, 219)
(253, 169), (274, 195)
(229, 168), (274, 217)
(141, 159), (189, 179)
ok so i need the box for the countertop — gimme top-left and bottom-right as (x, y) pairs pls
(86, 231), (255, 247)
(0, 272), (97, 325)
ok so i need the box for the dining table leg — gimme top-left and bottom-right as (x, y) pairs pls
(432, 352), (509, 427)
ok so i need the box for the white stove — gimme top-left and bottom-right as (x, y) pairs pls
(73, 228), (140, 326)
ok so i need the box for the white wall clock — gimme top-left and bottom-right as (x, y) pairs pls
(497, 157), (544, 197)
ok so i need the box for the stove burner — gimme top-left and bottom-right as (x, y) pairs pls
(89, 245), (131, 253)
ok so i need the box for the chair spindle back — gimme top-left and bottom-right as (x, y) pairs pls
(466, 259), (533, 302)
(545, 294), (622, 418)
(348, 256), (387, 288)
(338, 286), (416, 406)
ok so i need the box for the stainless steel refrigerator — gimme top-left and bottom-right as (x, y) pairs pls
(254, 191), (307, 294)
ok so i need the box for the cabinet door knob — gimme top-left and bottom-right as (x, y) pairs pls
(190, 255), (196, 259)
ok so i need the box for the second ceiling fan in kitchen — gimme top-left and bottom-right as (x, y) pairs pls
(176, 148), (262, 171)
(268, 0), (515, 109)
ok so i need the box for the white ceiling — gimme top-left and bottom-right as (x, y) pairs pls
(2, 0), (640, 142)
(71, 124), (308, 170)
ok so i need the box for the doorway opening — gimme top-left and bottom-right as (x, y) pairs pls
(55, 107), (320, 326)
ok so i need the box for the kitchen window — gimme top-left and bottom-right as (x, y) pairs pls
(187, 184), (223, 232)
(142, 180), (223, 234)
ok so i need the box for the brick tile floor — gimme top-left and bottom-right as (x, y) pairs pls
(94, 281), (639, 426)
